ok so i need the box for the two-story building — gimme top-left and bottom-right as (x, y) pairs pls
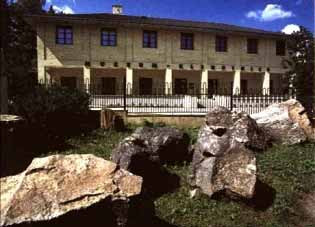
(27, 5), (288, 96)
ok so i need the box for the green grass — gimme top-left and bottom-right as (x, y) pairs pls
(52, 125), (315, 227)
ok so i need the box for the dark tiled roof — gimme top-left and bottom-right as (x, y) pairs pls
(26, 13), (286, 37)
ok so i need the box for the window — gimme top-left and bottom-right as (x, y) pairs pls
(247, 38), (258, 54)
(60, 77), (77, 89)
(101, 77), (116, 95)
(139, 78), (153, 95)
(276, 40), (286, 56)
(181, 33), (194, 50)
(143, 30), (157, 48)
(101, 29), (117, 46)
(56, 26), (73, 45)
(215, 36), (228, 52)
(174, 79), (187, 95)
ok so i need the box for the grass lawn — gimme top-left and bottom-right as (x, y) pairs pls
(51, 125), (315, 227)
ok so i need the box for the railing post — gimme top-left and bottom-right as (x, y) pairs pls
(123, 76), (127, 111)
(230, 86), (233, 111)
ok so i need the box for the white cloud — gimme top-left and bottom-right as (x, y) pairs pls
(246, 4), (294, 21)
(52, 5), (75, 14)
(46, 0), (52, 3)
(281, 24), (300, 34)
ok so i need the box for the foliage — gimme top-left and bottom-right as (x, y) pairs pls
(283, 26), (314, 115)
(5, 0), (45, 98)
(10, 85), (91, 141)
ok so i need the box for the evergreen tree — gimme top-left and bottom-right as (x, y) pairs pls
(48, 5), (55, 14)
(5, 0), (46, 98)
(283, 26), (314, 116)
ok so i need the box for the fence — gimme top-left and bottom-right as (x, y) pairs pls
(84, 81), (294, 115)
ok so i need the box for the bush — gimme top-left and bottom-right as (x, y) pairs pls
(10, 85), (91, 144)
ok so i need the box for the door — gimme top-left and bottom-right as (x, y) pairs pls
(101, 77), (116, 95)
(60, 77), (77, 89)
(208, 79), (218, 96)
(139, 78), (153, 95)
(174, 79), (187, 95)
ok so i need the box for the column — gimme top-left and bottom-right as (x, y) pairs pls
(201, 69), (208, 97)
(233, 69), (241, 95)
(126, 67), (133, 95)
(165, 68), (172, 95)
(83, 66), (91, 92)
(262, 71), (270, 95)
(38, 65), (46, 84)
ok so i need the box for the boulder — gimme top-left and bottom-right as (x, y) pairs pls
(190, 107), (262, 199)
(190, 146), (256, 199)
(199, 106), (268, 153)
(251, 99), (315, 145)
(111, 127), (187, 196)
(112, 126), (190, 167)
(0, 154), (143, 227)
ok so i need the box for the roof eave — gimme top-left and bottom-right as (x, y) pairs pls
(24, 14), (288, 39)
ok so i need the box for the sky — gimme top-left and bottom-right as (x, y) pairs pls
(45, 0), (314, 34)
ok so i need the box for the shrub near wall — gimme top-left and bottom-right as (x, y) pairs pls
(10, 85), (91, 150)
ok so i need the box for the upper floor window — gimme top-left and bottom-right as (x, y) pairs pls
(143, 30), (157, 48)
(215, 36), (228, 52)
(101, 29), (117, 46)
(247, 38), (258, 54)
(56, 26), (73, 45)
(181, 33), (194, 50)
(276, 40), (286, 56)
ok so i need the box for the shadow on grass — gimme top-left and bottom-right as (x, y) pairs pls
(10, 195), (179, 227)
(129, 155), (181, 199)
(247, 179), (277, 211)
(212, 179), (276, 211)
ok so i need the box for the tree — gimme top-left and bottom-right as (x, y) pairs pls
(283, 26), (314, 116)
(48, 5), (55, 14)
(0, 0), (9, 113)
(5, 0), (46, 99)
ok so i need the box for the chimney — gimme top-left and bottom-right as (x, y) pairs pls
(112, 5), (123, 15)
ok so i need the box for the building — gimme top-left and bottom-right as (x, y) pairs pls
(27, 5), (288, 96)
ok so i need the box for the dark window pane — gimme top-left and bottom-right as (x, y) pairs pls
(181, 33), (194, 50)
(143, 31), (157, 48)
(101, 29), (117, 46)
(247, 38), (258, 54)
(56, 26), (73, 45)
(101, 77), (116, 95)
(139, 78), (153, 95)
(174, 79), (187, 94)
(216, 36), (228, 52)
(61, 77), (77, 89)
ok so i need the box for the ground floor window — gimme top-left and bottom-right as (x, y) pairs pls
(241, 79), (248, 94)
(101, 77), (116, 95)
(270, 80), (274, 94)
(174, 78), (187, 95)
(60, 77), (77, 89)
(139, 77), (153, 95)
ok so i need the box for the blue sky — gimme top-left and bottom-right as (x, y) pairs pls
(45, 0), (314, 33)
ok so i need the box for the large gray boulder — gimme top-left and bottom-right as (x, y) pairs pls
(251, 99), (315, 145)
(191, 146), (256, 199)
(198, 106), (268, 154)
(0, 154), (143, 227)
(111, 126), (189, 196)
(190, 107), (264, 199)
(112, 126), (191, 168)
